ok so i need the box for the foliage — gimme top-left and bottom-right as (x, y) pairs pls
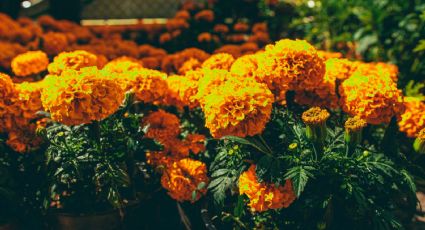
(40, 93), (160, 213)
(208, 107), (418, 229)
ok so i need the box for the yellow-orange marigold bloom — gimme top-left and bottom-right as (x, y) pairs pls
(354, 62), (398, 83)
(102, 56), (143, 74)
(48, 50), (99, 75)
(124, 68), (168, 104)
(324, 58), (361, 82)
(11, 51), (49, 77)
(196, 69), (233, 107)
(165, 74), (199, 109)
(178, 58), (201, 75)
(339, 72), (404, 125)
(161, 158), (209, 202)
(202, 77), (274, 138)
(214, 45), (242, 58)
(12, 82), (44, 127)
(239, 165), (296, 212)
(202, 53), (235, 70)
(397, 97), (425, 138)
(345, 116), (367, 133)
(255, 39), (325, 104)
(0, 73), (17, 132)
(142, 109), (181, 144)
(230, 54), (258, 78)
(301, 107), (330, 125)
(41, 67), (124, 126)
(317, 50), (343, 60)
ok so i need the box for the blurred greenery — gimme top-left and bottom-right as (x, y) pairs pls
(265, 0), (425, 88)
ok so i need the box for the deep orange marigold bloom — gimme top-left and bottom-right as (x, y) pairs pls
(6, 127), (43, 153)
(397, 97), (425, 138)
(0, 73), (17, 132)
(102, 56), (143, 74)
(194, 10), (214, 22)
(41, 32), (69, 56)
(12, 82), (44, 127)
(255, 39), (325, 104)
(213, 24), (229, 34)
(202, 53), (235, 70)
(142, 109), (181, 144)
(146, 151), (171, 167)
(233, 22), (250, 32)
(214, 45), (242, 58)
(175, 10), (191, 20)
(124, 68), (168, 104)
(159, 33), (172, 44)
(202, 76), (274, 138)
(41, 67), (125, 126)
(48, 50), (100, 75)
(183, 134), (206, 155)
(11, 51), (49, 77)
(161, 158), (209, 202)
(239, 165), (296, 212)
(252, 22), (267, 34)
(198, 32), (212, 43)
(339, 72), (404, 125)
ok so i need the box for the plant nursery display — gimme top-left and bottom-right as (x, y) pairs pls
(0, 0), (424, 229)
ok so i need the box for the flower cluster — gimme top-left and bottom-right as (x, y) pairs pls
(41, 67), (125, 126)
(239, 165), (296, 212)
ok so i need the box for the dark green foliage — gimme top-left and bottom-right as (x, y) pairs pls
(209, 107), (417, 229)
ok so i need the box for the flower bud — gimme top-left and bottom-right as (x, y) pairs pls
(302, 107), (330, 143)
(344, 116), (367, 145)
(413, 128), (425, 154)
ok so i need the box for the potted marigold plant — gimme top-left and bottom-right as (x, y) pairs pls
(38, 67), (160, 229)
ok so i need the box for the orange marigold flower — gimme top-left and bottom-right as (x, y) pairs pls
(0, 41), (27, 70)
(214, 45), (242, 58)
(213, 24), (229, 34)
(339, 72), (404, 125)
(239, 165), (296, 212)
(165, 74), (200, 109)
(184, 134), (206, 155)
(233, 22), (250, 32)
(178, 58), (201, 75)
(194, 10), (214, 22)
(397, 97), (425, 138)
(301, 107), (330, 126)
(345, 116), (367, 133)
(161, 158), (209, 202)
(354, 62), (398, 83)
(41, 32), (69, 56)
(48, 50), (99, 75)
(146, 151), (171, 167)
(11, 51), (49, 77)
(202, 77), (274, 138)
(0, 73), (17, 132)
(198, 32), (212, 43)
(6, 128), (43, 153)
(12, 82), (44, 127)
(124, 68), (168, 104)
(317, 50), (343, 60)
(324, 58), (361, 82)
(162, 48), (210, 74)
(159, 33), (172, 44)
(240, 42), (259, 54)
(230, 54), (258, 78)
(166, 18), (189, 32)
(202, 53), (235, 70)
(175, 10), (191, 20)
(142, 109), (181, 144)
(252, 22), (268, 34)
(102, 56), (143, 74)
(255, 39), (325, 104)
(196, 69), (233, 107)
(140, 57), (161, 70)
(41, 67), (125, 126)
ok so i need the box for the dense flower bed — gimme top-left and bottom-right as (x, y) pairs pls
(0, 10), (424, 229)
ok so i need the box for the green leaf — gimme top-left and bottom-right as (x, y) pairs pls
(284, 165), (315, 197)
(197, 182), (206, 190)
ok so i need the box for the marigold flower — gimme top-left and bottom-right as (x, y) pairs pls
(48, 50), (100, 75)
(214, 45), (242, 58)
(13, 82), (44, 126)
(11, 51), (49, 77)
(255, 39), (325, 104)
(344, 116), (367, 145)
(6, 128), (43, 153)
(146, 151), (171, 167)
(161, 158), (209, 202)
(41, 67), (125, 126)
(248, 32), (270, 46)
(159, 33), (172, 44)
(162, 48), (210, 74)
(339, 72), (404, 125)
(166, 19), (189, 32)
(233, 22), (250, 32)
(302, 107), (330, 126)
(198, 32), (212, 43)
(196, 69), (232, 107)
(201, 53), (235, 71)
(202, 76), (274, 138)
(142, 110), (181, 144)
(165, 74), (199, 109)
(183, 134), (206, 155)
(213, 24), (229, 34)
(252, 22), (267, 34)
(140, 57), (161, 70)
(324, 58), (361, 82)
(317, 50), (343, 60)
(239, 165), (296, 212)
(354, 62), (398, 83)
(194, 10), (214, 22)
(102, 56), (143, 74)
(41, 32), (69, 56)
(175, 10), (191, 20)
(230, 54), (258, 78)
(0, 73), (17, 132)
(124, 68), (168, 104)
(397, 97), (425, 138)
(0, 42), (27, 70)
(240, 42), (259, 54)
(178, 58), (201, 75)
